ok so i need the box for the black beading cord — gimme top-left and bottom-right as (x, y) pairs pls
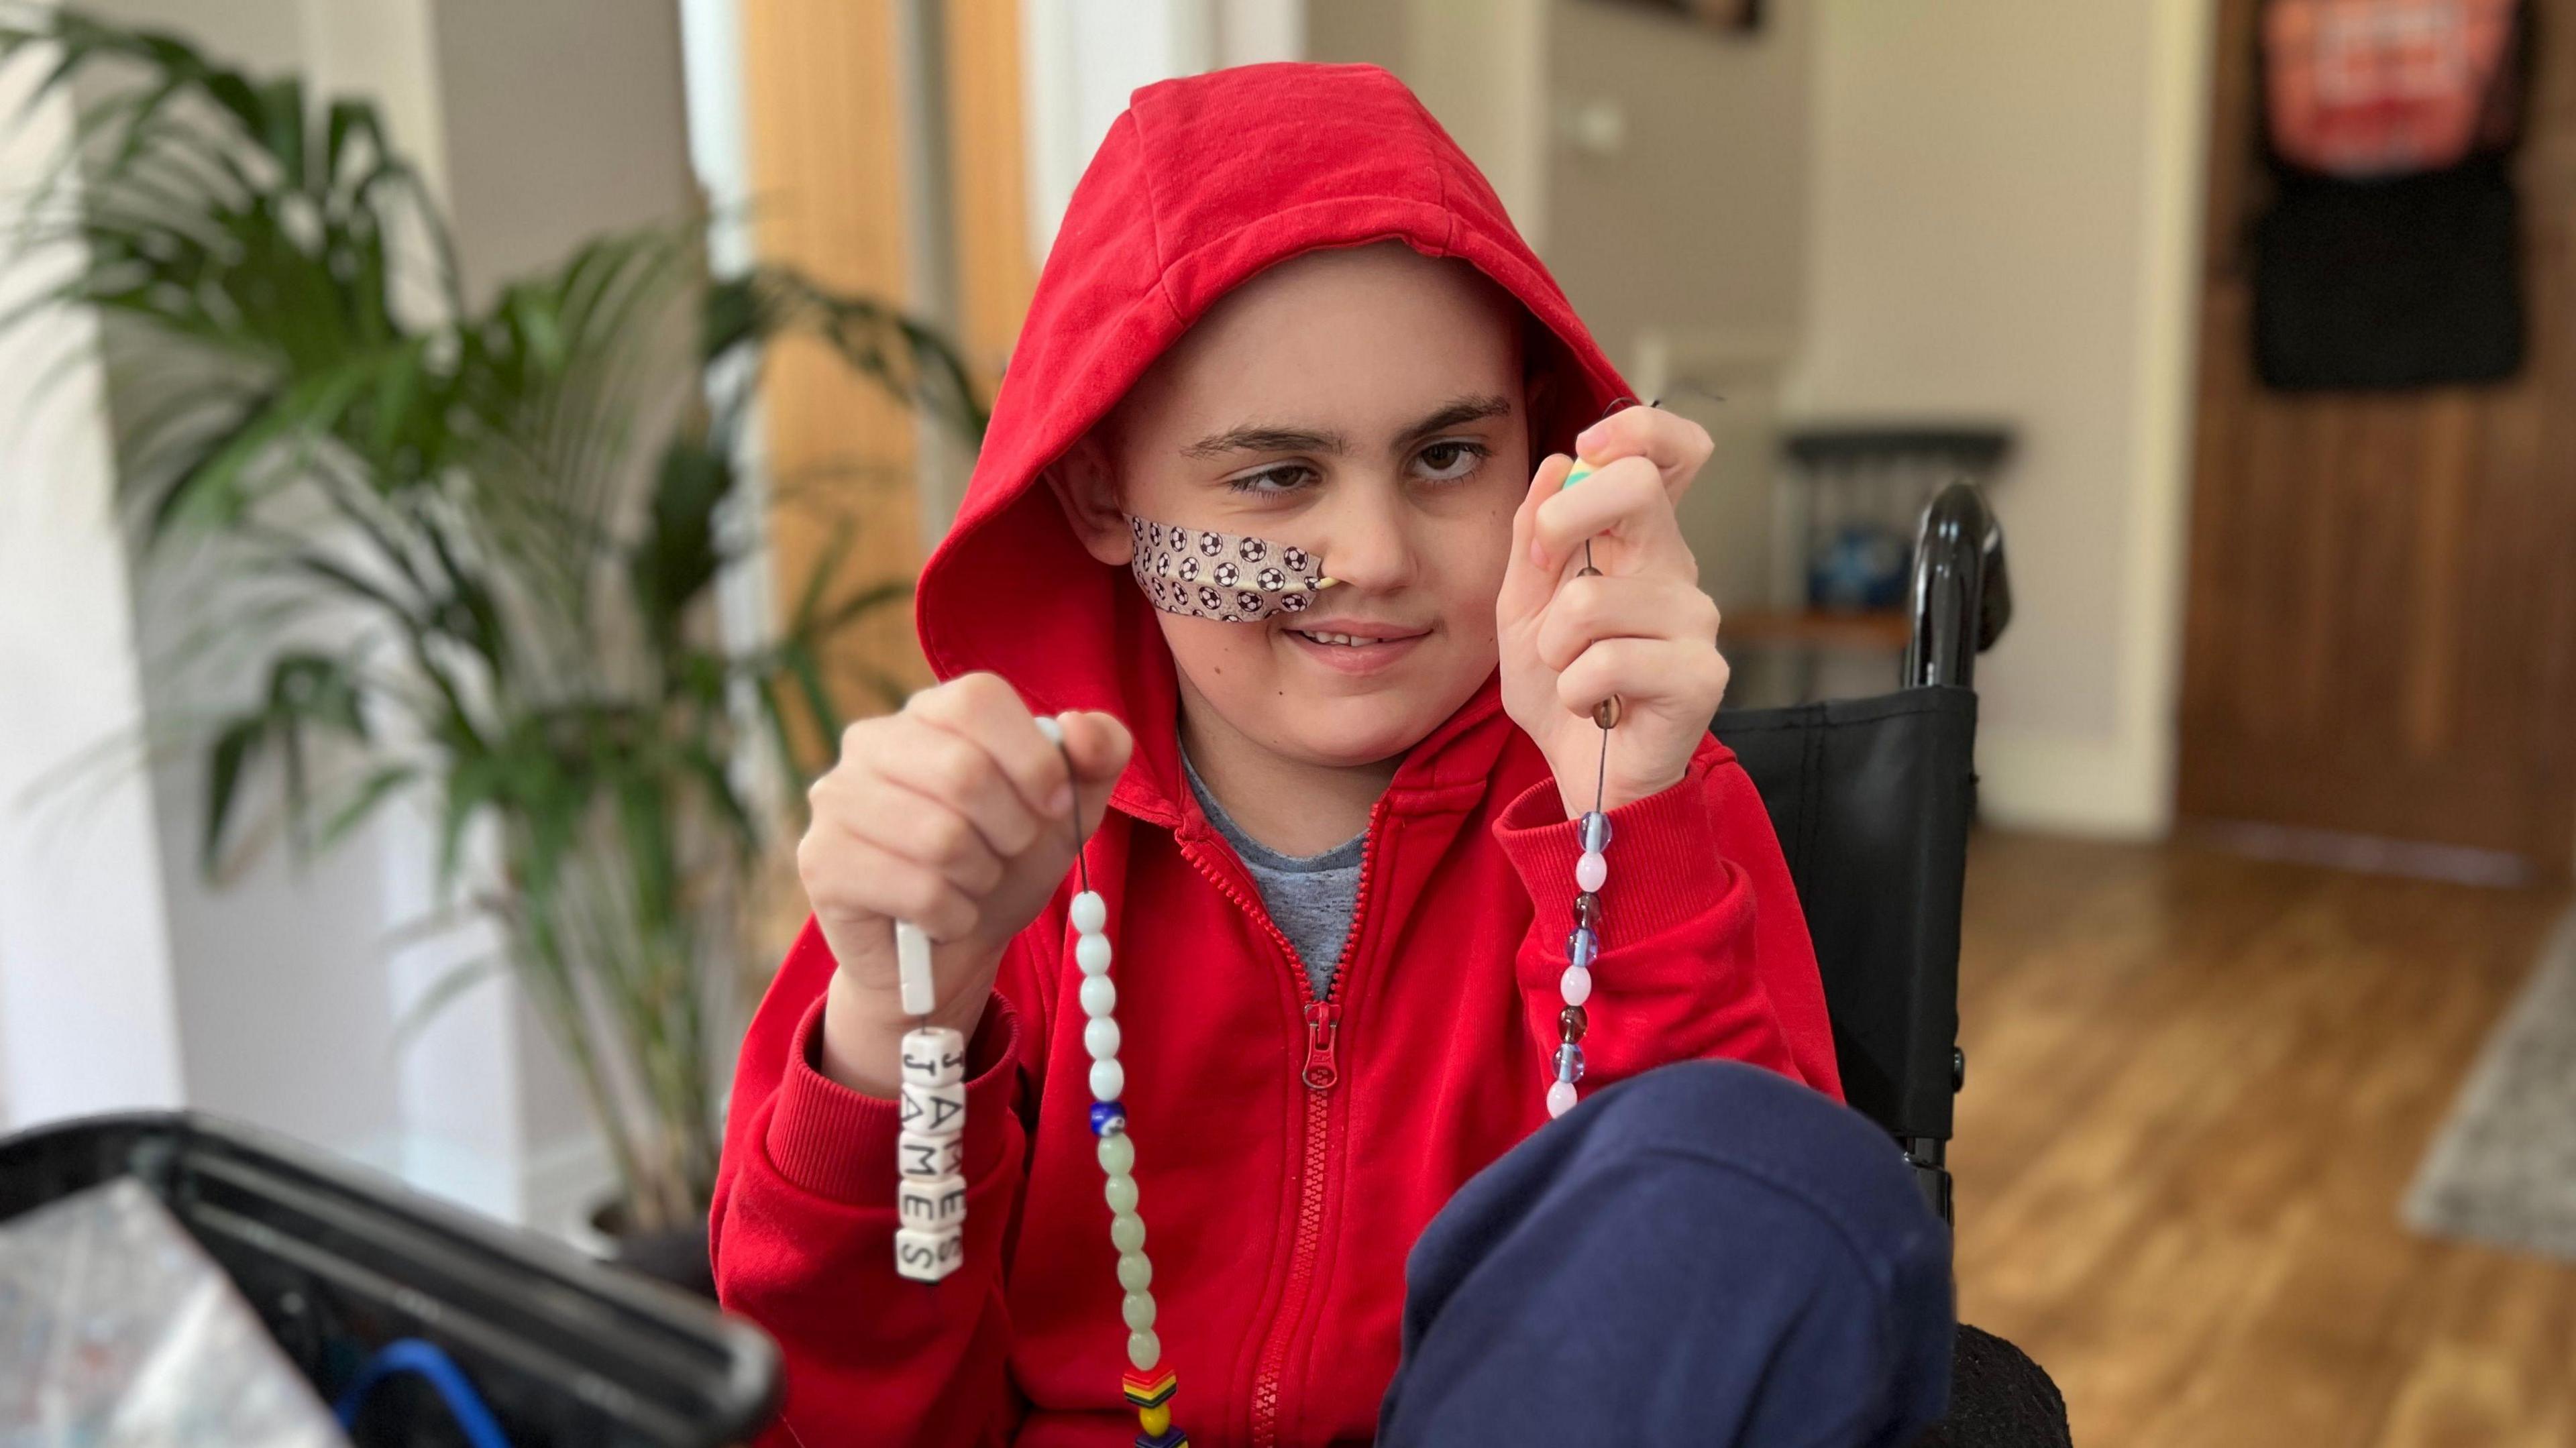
(1053, 732), (1091, 894)
(1576, 396), (1656, 816)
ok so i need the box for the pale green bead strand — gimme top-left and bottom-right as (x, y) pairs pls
(1122, 1291), (1157, 1331)
(1111, 1212), (1146, 1254)
(1117, 1251), (1152, 1292)
(1128, 1329), (1161, 1372)
(1097, 1131), (1134, 1176)
(1104, 1170), (1138, 1215)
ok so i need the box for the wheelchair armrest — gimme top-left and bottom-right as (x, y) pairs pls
(1905, 482), (2010, 690)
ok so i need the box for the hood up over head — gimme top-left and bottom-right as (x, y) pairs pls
(914, 62), (1632, 821)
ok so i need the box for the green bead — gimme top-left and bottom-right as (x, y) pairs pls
(1127, 1329), (1161, 1372)
(1122, 1290), (1157, 1330)
(1111, 1211), (1146, 1254)
(1098, 1131), (1135, 1176)
(1562, 459), (1596, 490)
(1118, 1251), (1152, 1292)
(1105, 1171), (1139, 1215)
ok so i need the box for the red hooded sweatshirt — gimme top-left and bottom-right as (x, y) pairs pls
(711, 62), (1840, 1448)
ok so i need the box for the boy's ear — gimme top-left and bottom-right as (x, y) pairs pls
(1044, 433), (1133, 566)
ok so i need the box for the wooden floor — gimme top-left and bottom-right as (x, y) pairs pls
(1951, 832), (2576, 1447)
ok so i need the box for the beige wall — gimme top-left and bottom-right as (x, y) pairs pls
(1788, 0), (2214, 836)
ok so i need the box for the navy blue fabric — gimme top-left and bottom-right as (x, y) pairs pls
(1380, 1061), (1955, 1447)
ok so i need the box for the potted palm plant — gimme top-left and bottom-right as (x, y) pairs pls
(0, 10), (982, 1288)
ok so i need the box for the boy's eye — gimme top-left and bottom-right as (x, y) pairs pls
(1226, 463), (1317, 495)
(1414, 439), (1489, 483)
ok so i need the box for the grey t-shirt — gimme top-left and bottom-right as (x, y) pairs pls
(1180, 748), (1364, 1000)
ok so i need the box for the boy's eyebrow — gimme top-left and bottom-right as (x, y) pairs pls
(1393, 394), (1513, 443)
(1179, 394), (1515, 461)
(1181, 423), (1350, 458)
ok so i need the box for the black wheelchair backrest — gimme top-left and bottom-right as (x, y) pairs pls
(1712, 688), (1976, 1145)
(1709, 483), (2006, 1221)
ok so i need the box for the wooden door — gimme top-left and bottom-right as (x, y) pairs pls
(2176, 0), (2576, 877)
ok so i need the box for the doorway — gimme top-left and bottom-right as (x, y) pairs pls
(2175, 0), (2576, 878)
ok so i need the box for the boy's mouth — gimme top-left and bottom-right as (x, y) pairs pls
(1281, 619), (1431, 675)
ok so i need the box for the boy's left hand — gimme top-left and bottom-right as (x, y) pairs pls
(1497, 404), (1728, 818)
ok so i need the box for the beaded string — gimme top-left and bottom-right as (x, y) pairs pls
(1550, 456), (1621, 1120)
(889, 716), (1186, 1445)
(1040, 716), (1188, 1448)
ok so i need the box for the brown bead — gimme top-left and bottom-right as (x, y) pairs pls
(1574, 891), (1602, 931)
(1593, 694), (1622, 730)
(1558, 1005), (1588, 1042)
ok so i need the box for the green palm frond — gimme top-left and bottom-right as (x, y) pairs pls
(4, 8), (979, 1230)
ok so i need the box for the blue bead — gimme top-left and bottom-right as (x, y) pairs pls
(1578, 810), (1613, 854)
(1089, 1101), (1127, 1136)
(1566, 926), (1597, 969)
(1554, 1042), (1585, 1083)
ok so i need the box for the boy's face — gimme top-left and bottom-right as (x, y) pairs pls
(1061, 243), (1533, 771)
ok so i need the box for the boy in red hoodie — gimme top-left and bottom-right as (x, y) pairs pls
(712, 63), (1951, 1447)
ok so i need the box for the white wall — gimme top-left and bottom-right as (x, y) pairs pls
(0, 52), (189, 1127)
(1018, 0), (1301, 260)
(1788, 0), (2215, 836)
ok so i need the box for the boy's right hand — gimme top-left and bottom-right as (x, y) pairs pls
(801, 672), (1132, 1098)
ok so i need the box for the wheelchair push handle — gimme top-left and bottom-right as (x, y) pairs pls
(1904, 482), (2011, 691)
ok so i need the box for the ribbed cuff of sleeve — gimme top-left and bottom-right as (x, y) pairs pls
(763, 993), (1021, 1207)
(1491, 738), (1736, 946)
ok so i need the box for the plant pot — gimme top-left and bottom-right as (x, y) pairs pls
(587, 1195), (718, 1300)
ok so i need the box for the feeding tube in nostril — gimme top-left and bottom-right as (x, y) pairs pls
(1124, 515), (1336, 623)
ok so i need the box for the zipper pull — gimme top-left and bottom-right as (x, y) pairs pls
(1301, 1001), (1341, 1091)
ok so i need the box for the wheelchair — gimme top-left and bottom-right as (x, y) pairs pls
(1714, 482), (2070, 1447)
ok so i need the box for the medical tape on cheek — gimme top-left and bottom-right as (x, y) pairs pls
(1124, 515), (1336, 623)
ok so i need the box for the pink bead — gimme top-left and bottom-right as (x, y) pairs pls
(1546, 1080), (1578, 1118)
(1575, 850), (1607, 893)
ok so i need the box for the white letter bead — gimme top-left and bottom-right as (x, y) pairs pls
(897, 1129), (965, 1180)
(1071, 890), (1108, 934)
(1575, 850), (1607, 893)
(1075, 933), (1114, 975)
(894, 1225), (963, 1282)
(1079, 974), (1117, 1018)
(1084, 1015), (1122, 1062)
(1089, 1058), (1125, 1102)
(1546, 1080), (1579, 1119)
(1560, 965), (1593, 1007)
(898, 1172), (968, 1231)
(899, 1078), (968, 1138)
(898, 1026), (967, 1087)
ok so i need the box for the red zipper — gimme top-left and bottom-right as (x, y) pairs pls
(1300, 1001), (1341, 1089)
(1178, 795), (1386, 1448)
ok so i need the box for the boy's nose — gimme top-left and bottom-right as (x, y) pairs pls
(1309, 484), (1420, 592)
